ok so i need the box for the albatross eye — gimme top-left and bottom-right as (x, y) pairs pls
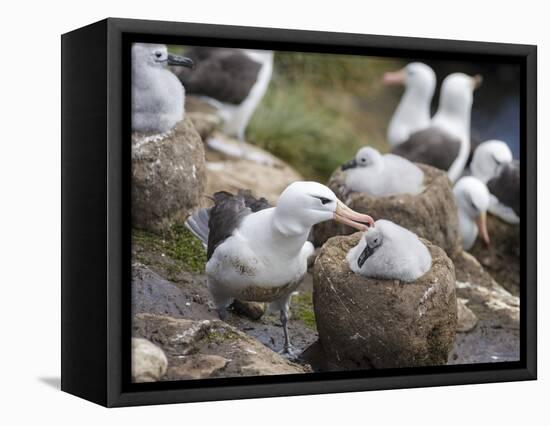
(313, 196), (333, 205)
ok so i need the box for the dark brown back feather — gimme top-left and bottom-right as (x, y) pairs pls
(207, 190), (271, 260)
(392, 126), (462, 171)
(487, 160), (520, 217)
(173, 47), (262, 105)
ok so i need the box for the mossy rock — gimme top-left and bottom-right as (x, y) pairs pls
(313, 164), (461, 258)
(313, 232), (457, 370)
(132, 117), (206, 234)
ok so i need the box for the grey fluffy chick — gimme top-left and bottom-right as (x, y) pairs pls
(346, 219), (432, 282)
(131, 43), (194, 133)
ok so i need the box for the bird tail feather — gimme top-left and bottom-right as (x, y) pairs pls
(185, 208), (211, 249)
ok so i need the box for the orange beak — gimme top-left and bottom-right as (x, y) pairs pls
(383, 69), (406, 86)
(472, 74), (483, 89)
(476, 211), (490, 246)
(334, 201), (375, 231)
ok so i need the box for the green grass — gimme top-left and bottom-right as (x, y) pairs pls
(132, 224), (207, 274)
(247, 53), (406, 181)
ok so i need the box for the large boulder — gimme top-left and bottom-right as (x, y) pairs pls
(449, 251), (519, 364)
(132, 117), (206, 233)
(468, 215), (520, 296)
(131, 337), (168, 383)
(133, 313), (308, 380)
(312, 233), (457, 370)
(313, 164), (461, 258)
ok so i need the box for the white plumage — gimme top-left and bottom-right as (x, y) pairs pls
(131, 43), (193, 134)
(342, 146), (424, 196)
(470, 140), (518, 224)
(384, 62), (436, 147)
(453, 176), (491, 250)
(346, 219), (432, 282)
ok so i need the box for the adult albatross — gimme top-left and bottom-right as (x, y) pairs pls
(470, 140), (519, 223)
(383, 62), (436, 147)
(392, 73), (482, 182)
(185, 182), (375, 355)
(173, 47), (273, 142)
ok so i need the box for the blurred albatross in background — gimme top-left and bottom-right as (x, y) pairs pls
(392, 73), (482, 182)
(384, 62), (436, 147)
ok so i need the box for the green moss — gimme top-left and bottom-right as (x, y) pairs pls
(132, 224), (207, 274)
(205, 328), (238, 343)
(292, 292), (317, 330)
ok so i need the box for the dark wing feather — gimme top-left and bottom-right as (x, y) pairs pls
(173, 47), (262, 105)
(487, 160), (520, 217)
(207, 190), (271, 260)
(392, 127), (462, 171)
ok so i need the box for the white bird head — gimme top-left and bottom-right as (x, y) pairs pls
(132, 43), (194, 70)
(273, 181), (375, 236)
(437, 72), (482, 117)
(471, 140), (513, 183)
(356, 226), (384, 268)
(341, 146), (383, 170)
(454, 176), (491, 246)
(383, 62), (436, 97)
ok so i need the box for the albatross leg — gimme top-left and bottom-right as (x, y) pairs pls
(279, 308), (296, 357)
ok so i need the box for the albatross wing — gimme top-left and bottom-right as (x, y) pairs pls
(392, 126), (462, 172)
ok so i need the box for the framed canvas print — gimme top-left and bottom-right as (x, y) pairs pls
(61, 18), (537, 407)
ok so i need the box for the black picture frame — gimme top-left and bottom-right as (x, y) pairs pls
(61, 17), (537, 407)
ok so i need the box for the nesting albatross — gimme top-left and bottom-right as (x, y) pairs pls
(185, 182), (375, 355)
(341, 146), (424, 196)
(174, 47), (273, 143)
(131, 43), (194, 134)
(346, 220), (432, 282)
(392, 73), (482, 182)
(383, 62), (436, 147)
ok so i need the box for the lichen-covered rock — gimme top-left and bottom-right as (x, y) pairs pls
(456, 298), (478, 332)
(469, 215), (519, 295)
(131, 337), (168, 383)
(313, 233), (457, 370)
(313, 164), (461, 258)
(449, 251), (519, 364)
(132, 117), (206, 233)
(133, 313), (308, 380)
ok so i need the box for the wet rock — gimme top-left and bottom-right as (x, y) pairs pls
(205, 134), (303, 205)
(449, 251), (519, 364)
(313, 164), (461, 258)
(132, 117), (206, 233)
(232, 300), (266, 320)
(133, 313), (308, 379)
(132, 263), (216, 320)
(131, 337), (168, 383)
(313, 233), (457, 370)
(456, 298), (478, 332)
(469, 215), (520, 295)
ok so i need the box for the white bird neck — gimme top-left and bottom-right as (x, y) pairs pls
(388, 87), (432, 145)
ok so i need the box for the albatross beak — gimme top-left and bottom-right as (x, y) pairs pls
(472, 74), (483, 89)
(476, 211), (490, 246)
(168, 54), (195, 69)
(341, 158), (357, 171)
(383, 69), (406, 85)
(334, 201), (375, 231)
